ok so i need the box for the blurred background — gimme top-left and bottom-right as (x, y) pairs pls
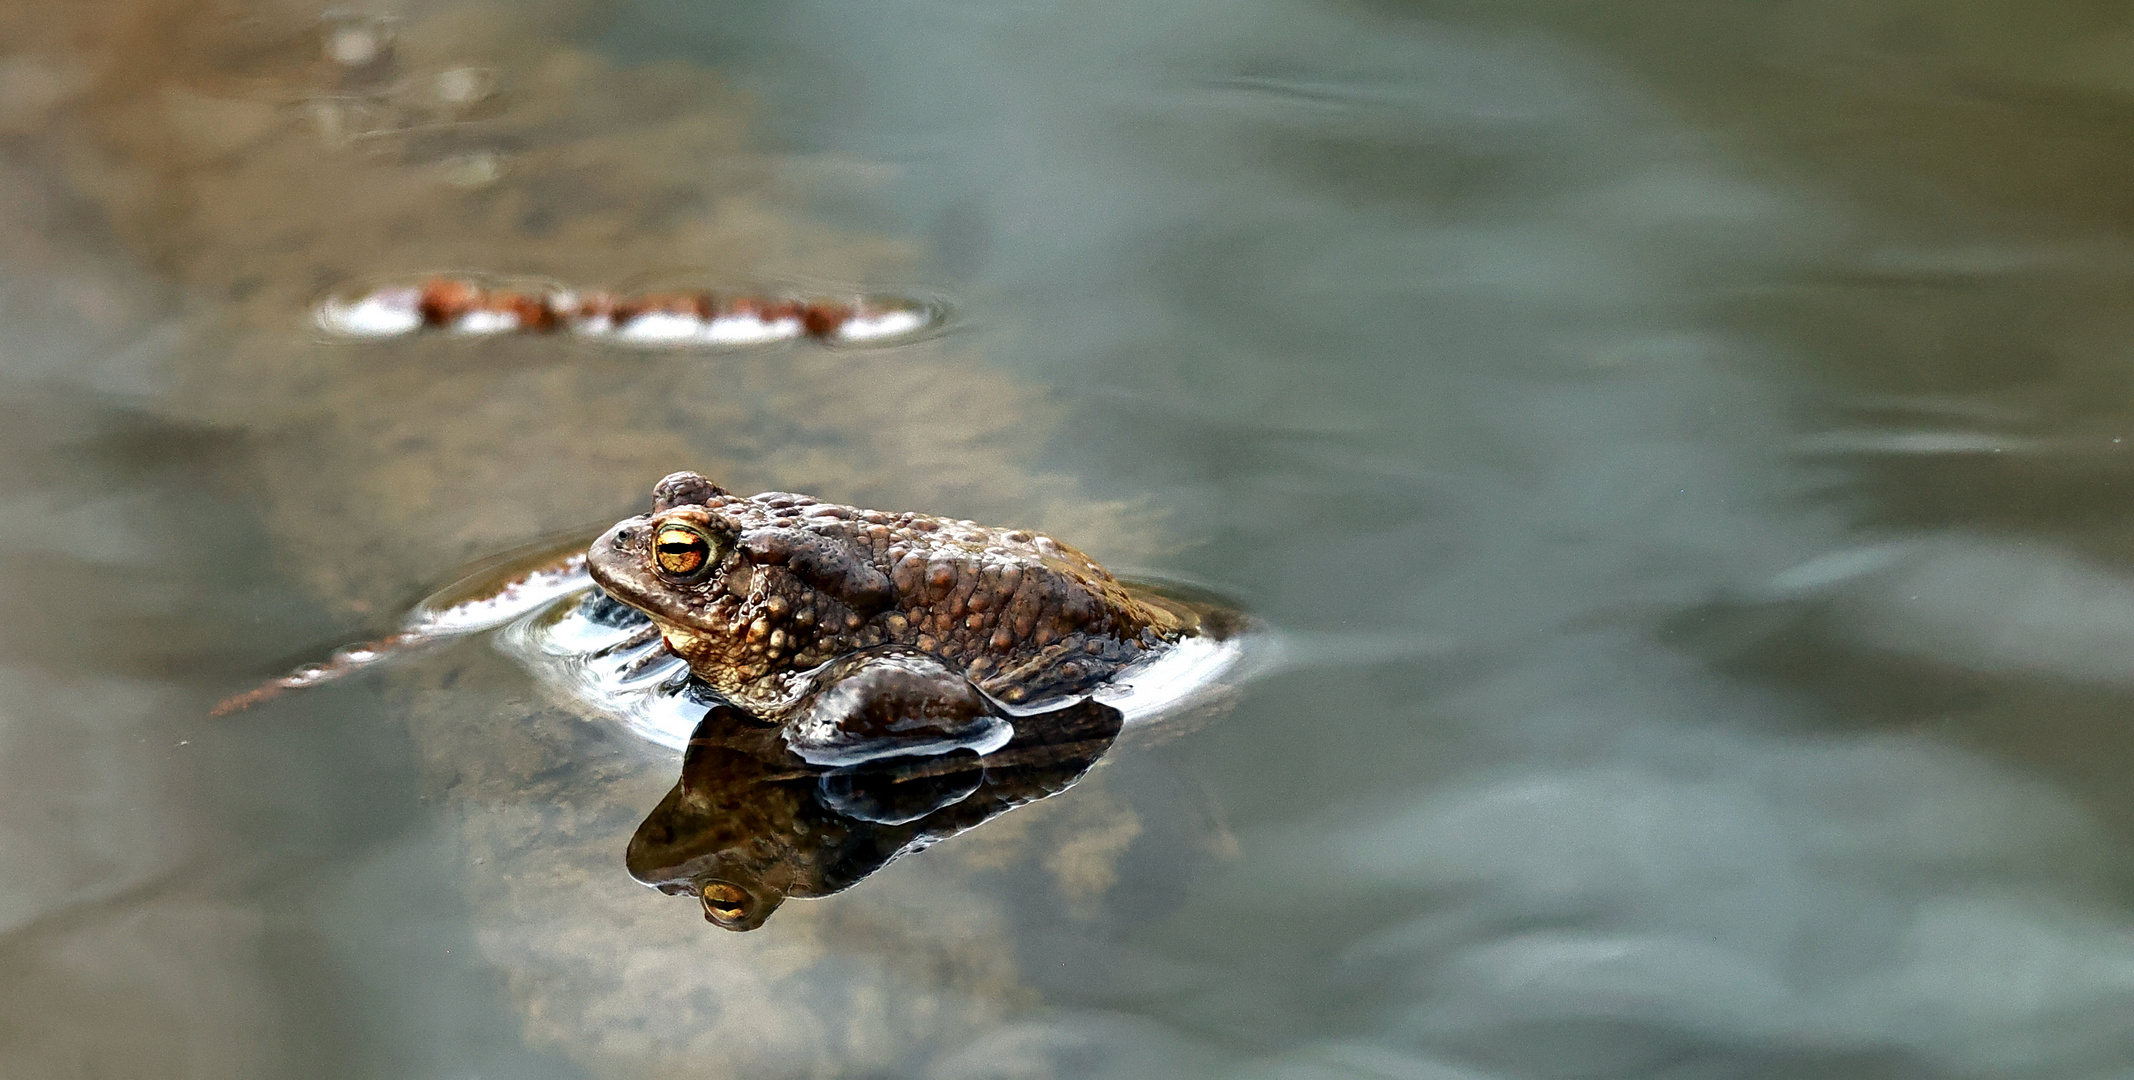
(9, 0), (2134, 1076)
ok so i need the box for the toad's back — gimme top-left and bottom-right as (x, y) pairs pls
(587, 474), (1195, 708)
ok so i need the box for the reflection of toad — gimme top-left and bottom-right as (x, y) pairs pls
(587, 471), (1226, 927)
(627, 695), (1124, 930)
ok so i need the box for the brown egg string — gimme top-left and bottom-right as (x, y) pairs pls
(210, 549), (595, 716)
(207, 629), (424, 716)
(315, 278), (943, 346)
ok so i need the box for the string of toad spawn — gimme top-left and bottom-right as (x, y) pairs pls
(210, 546), (595, 716)
(317, 278), (942, 346)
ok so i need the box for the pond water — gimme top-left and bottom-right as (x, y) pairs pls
(8, 0), (2134, 1077)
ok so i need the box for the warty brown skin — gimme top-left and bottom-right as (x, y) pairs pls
(587, 472), (1186, 712)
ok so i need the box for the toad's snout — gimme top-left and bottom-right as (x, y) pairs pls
(586, 514), (653, 594)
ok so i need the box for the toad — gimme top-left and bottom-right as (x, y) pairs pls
(585, 471), (1198, 768)
(216, 471), (1247, 931)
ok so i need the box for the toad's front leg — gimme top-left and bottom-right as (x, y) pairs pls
(778, 647), (1015, 766)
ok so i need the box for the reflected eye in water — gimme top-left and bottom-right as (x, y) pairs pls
(653, 524), (715, 582)
(698, 880), (752, 927)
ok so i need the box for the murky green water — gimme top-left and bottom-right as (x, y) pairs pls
(9, 1), (2134, 1077)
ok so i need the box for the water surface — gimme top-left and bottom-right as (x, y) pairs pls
(7, 0), (2134, 1077)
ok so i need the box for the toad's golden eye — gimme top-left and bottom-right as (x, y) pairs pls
(653, 524), (715, 581)
(700, 881), (749, 924)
